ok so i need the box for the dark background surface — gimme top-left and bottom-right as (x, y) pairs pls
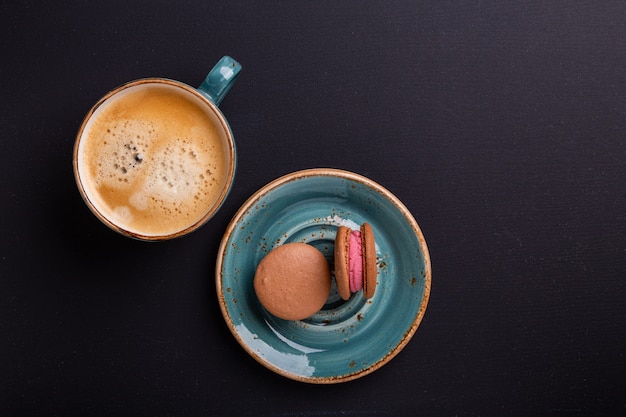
(1, 1), (625, 416)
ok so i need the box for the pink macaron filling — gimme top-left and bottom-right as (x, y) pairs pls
(348, 230), (364, 292)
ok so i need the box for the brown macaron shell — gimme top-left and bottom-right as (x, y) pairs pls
(334, 226), (351, 300)
(360, 222), (377, 299)
(254, 242), (331, 321)
(333, 223), (377, 300)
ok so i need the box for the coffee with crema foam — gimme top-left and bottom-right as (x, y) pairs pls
(75, 82), (233, 238)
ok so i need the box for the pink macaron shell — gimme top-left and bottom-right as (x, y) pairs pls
(348, 230), (364, 292)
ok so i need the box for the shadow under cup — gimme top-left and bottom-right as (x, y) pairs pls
(73, 79), (236, 241)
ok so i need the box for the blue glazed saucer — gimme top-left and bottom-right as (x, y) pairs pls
(216, 168), (431, 383)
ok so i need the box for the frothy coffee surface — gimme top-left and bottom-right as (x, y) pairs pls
(78, 84), (230, 237)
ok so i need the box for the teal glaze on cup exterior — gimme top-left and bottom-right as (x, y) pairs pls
(195, 55), (242, 227)
(216, 168), (431, 383)
(198, 55), (242, 106)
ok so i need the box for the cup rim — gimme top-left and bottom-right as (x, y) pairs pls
(73, 78), (236, 241)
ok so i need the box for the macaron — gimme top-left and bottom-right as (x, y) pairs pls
(334, 223), (377, 300)
(254, 242), (331, 321)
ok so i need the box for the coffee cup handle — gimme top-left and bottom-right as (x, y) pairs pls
(198, 56), (242, 106)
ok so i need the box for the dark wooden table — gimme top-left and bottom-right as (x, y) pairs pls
(2, 1), (625, 415)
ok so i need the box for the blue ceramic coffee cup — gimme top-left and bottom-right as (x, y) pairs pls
(73, 56), (242, 240)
